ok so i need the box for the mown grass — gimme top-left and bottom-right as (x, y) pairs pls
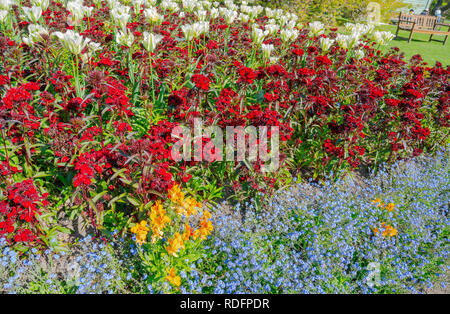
(377, 23), (450, 66)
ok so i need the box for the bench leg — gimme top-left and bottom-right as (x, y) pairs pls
(395, 26), (400, 38)
(444, 35), (448, 45)
(429, 34), (433, 42)
(408, 30), (414, 43)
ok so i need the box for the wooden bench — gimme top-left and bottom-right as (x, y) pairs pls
(394, 13), (450, 45)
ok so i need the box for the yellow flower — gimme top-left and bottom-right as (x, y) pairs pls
(185, 197), (201, 216)
(371, 198), (384, 208)
(385, 203), (395, 212)
(168, 184), (184, 206)
(176, 197), (201, 217)
(193, 210), (213, 241)
(130, 220), (150, 245)
(150, 200), (171, 243)
(202, 210), (212, 220)
(182, 223), (193, 242)
(166, 232), (185, 257)
(165, 267), (181, 287)
(373, 222), (397, 237)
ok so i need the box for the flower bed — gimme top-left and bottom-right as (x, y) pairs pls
(1, 147), (449, 293)
(0, 0), (449, 294)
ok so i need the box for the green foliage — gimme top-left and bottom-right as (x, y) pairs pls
(268, 0), (411, 25)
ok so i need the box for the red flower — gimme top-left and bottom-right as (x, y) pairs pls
(191, 74), (210, 91)
(237, 66), (257, 84)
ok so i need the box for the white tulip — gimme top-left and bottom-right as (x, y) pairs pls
(265, 7), (275, 18)
(252, 26), (268, 45)
(201, 1), (211, 10)
(0, 0), (14, 10)
(348, 32), (361, 48)
(181, 24), (195, 41)
(308, 21), (324, 38)
(239, 13), (250, 23)
(193, 21), (209, 37)
(336, 34), (349, 49)
(0, 9), (7, 24)
(144, 0), (156, 6)
(182, 0), (196, 12)
(89, 41), (102, 52)
(195, 10), (207, 21)
(278, 15), (289, 27)
(355, 49), (365, 59)
(83, 6), (94, 17)
(265, 24), (279, 36)
(345, 23), (374, 36)
(118, 12), (130, 30)
(115, 29), (134, 47)
(23, 6), (42, 23)
(28, 23), (48, 40)
(160, 0), (178, 12)
(142, 31), (163, 52)
(67, 1), (85, 23)
(210, 8), (219, 19)
(31, 0), (49, 11)
(286, 20), (297, 30)
(143, 7), (163, 24)
(53, 30), (92, 55)
(261, 43), (274, 60)
(224, 9), (238, 25)
(132, 0), (143, 15)
(280, 28), (299, 43)
(269, 56), (279, 64)
(372, 31), (395, 45)
(319, 37), (334, 52)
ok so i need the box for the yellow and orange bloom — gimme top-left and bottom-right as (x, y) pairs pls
(166, 232), (185, 257)
(184, 197), (201, 217)
(193, 210), (213, 241)
(385, 203), (395, 212)
(371, 199), (395, 212)
(373, 222), (398, 237)
(182, 223), (194, 242)
(150, 200), (171, 243)
(165, 267), (181, 287)
(176, 196), (201, 217)
(168, 184), (185, 206)
(130, 220), (150, 245)
(371, 198), (384, 208)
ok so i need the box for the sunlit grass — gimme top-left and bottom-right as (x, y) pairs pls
(377, 23), (450, 66)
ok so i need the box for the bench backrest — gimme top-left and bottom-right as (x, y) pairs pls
(398, 13), (437, 30)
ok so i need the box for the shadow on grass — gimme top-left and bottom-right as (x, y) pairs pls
(394, 33), (447, 45)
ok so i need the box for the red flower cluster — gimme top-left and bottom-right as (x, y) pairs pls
(191, 74), (210, 91)
(0, 180), (48, 244)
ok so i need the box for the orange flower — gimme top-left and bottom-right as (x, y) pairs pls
(176, 196), (201, 217)
(130, 220), (150, 245)
(385, 203), (395, 212)
(150, 200), (171, 243)
(193, 210), (213, 240)
(165, 267), (181, 287)
(371, 198), (384, 208)
(202, 210), (212, 220)
(168, 184), (184, 206)
(373, 222), (397, 237)
(166, 232), (185, 257)
(182, 223), (194, 242)
(184, 197), (201, 216)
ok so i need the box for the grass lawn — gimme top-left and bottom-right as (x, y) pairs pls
(377, 23), (450, 66)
